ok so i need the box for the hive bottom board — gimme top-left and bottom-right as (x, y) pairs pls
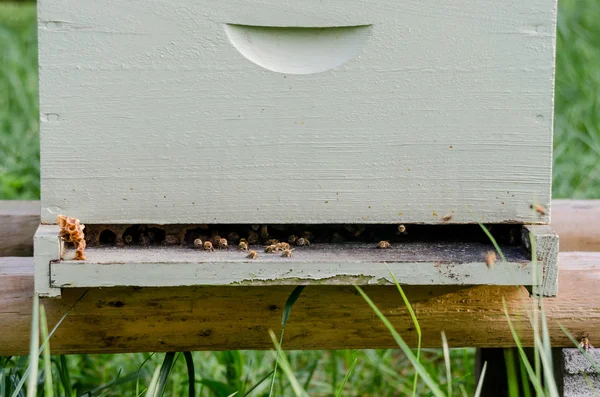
(35, 225), (557, 297)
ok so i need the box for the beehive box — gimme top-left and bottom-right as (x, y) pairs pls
(35, 0), (558, 297)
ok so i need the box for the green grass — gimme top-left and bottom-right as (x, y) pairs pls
(1, 0), (599, 395)
(0, 3), (39, 200)
(553, 0), (600, 198)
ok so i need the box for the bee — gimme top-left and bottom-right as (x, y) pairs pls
(193, 238), (203, 248)
(238, 241), (249, 251)
(265, 239), (280, 246)
(139, 234), (150, 246)
(377, 240), (391, 249)
(296, 237), (310, 246)
(398, 224), (406, 234)
(441, 214), (454, 223)
(344, 225), (366, 237)
(212, 235), (222, 246)
(301, 231), (315, 241)
(251, 224), (260, 231)
(530, 203), (546, 216)
(247, 250), (259, 259)
(260, 225), (269, 239)
(227, 232), (240, 244)
(288, 235), (299, 244)
(278, 242), (291, 250)
(165, 234), (179, 245)
(264, 244), (278, 253)
(579, 334), (594, 352)
(203, 241), (214, 252)
(124, 235), (133, 244)
(485, 250), (497, 268)
(281, 248), (294, 257)
(247, 231), (259, 244)
(218, 238), (228, 249)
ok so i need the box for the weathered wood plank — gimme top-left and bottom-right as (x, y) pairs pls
(1, 252), (598, 355)
(0, 201), (39, 256)
(51, 242), (533, 288)
(38, 0), (556, 225)
(551, 200), (600, 252)
(523, 225), (559, 296)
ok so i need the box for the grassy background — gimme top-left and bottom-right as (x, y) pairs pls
(1, 0), (598, 395)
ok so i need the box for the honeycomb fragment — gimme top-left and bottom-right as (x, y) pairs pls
(56, 215), (86, 260)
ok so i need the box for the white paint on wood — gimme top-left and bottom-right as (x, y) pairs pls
(34, 225), (62, 297)
(51, 260), (534, 288)
(224, 24), (372, 74)
(50, 242), (537, 288)
(38, 0), (557, 224)
(524, 225), (559, 297)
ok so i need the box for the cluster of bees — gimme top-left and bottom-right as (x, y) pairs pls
(56, 215), (87, 260)
(71, 220), (514, 268)
(190, 228), (312, 259)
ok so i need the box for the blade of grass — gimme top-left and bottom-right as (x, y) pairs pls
(532, 337), (560, 397)
(473, 362), (487, 397)
(355, 286), (445, 397)
(147, 352), (177, 397)
(13, 287), (90, 394)
(145, 367), (161, 397)
(503, 349), (519, 397)
(386, 266), (422, 397)
(39, 305), (53, 397)
(136, 353), (156, 396)
(182, 352), (195, 397)
(56, 356), (73, 397)
(268, 330), (309, 397)
(478, 223), (507, 262)
(301, 358), (320, 391)
(519, 357), (532, 397)
(243, 370), (274, 397)
(441, 332), (451, 397)
(334, 357), (358, 397)
(24, 293), (39, 397)
(330, 350), (338, 394)
(269, 286), (304, 397)
(502, 298), (545, 395)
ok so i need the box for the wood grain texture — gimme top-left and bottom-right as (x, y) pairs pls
(0, 252), (597, 355)
(38, 0), (557, 225)
(0, 201), (39, 256)
(551, 200), (600, 252)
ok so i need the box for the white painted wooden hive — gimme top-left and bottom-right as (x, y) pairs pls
(35, 0), (559, 297)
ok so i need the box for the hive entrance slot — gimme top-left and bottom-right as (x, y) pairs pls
(84, 223), (524, 248)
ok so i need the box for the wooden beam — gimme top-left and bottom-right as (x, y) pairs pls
(551, 200), (600, 251)
(0, 201), (39, 256)
(1, 252), (598, 355)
